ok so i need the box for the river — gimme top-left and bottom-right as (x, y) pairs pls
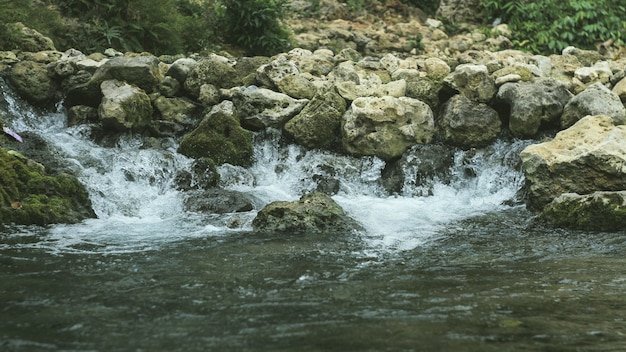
(2, 80), (626, 351)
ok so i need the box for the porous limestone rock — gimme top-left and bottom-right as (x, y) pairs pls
(444, 64), (496, 103)
(560, 83), (626, 128)
(520, 115), (626, 211)
(438, 94), (501, 148)
(232, 86), (309, 131)
(252, 192), (362, 234)
(98, 80), (153, 132)
(342, 96), (435, 161)
(497, 78), (573, 138)
(184, 54), (237, 97)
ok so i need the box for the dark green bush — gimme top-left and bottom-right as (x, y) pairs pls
(480, 0), (626, 54)
(216, 0), (292, 56)
(0, 0), (65, 50)
(399, 0), (440, 15)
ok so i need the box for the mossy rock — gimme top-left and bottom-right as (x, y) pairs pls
(541, 191), (626, 231)
(252, 192), (363, 234)
(0, 147), (95, 225)
(177, 102), (253, 167)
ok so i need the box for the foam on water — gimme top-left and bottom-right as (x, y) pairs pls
(2, 80), (530, 253)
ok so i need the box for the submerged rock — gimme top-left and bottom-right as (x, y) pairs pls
(520, 115), (626, 211)
(183, 189), (255, 214)
(541, 191), (626, 231)
(233, 86), (309, 131)
(252, 192), (362, 234)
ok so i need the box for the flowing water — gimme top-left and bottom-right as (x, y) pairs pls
(2, 81), (626, 351)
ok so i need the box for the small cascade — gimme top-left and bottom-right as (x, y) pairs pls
(2, 79), (530, 253)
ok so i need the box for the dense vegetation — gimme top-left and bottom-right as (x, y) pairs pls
(480, 0), (626, 54)
(0, 0), (624, 56)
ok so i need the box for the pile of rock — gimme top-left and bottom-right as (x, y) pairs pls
(2, 18), (626, 230)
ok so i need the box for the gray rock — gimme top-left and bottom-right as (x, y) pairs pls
(497, 79), (573, 138)
(561, 83), (626, 128)
(233, 86), (309, 131)
(439, 94), (501, 148)
(444, 64), (496, 103)
(183, 189), (255, 214)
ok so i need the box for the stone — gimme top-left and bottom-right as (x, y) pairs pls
(497, 79), (573, 138)
(177, 101), (253, 167)
(98, 80), (153, 132)
(342, 96), (435, 161)
(65, 55), (163, 108)
(520, 115), (626, 211)
(1, 23), (56, 52)
(422, 57), (451, 81)
(232, 86), (309, 131)
(613, 76), (626, 102)
(0, 146), (95, 225)
(560, 82), (626, 129)
(444, 64), (496, 103)
(276, 75), (318, 99)
(151, 96), (199, 136)
(8, 61), (56, 105)
(438, 94), (501, 148)
(67, 105), (98, 126)
(166, 57), (197, 83)
(284, 86), (347, 150)
(183, 189), (255, 214)
(574, 61), (612, 84)
(184, 55), (237, 97)
(541, 191), (626, 231)
(255, 55), (299, 88)
(252, 192), (362, 234)
(175, 157), (220, 191)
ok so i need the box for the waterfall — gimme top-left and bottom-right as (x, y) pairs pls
(2, 80), (529, 253)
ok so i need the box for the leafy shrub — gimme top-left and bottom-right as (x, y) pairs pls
(480, 0), (626, 54)
(0, 0), (65, 50)
(216, 0), (292, 56)
(399, 0), (440, 15)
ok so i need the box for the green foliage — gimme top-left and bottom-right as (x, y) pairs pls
(0, 0), (65, 50)
(216, 0), (292, 56)
(479, 0), (626, 54)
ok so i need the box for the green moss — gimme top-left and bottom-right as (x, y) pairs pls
(542, 193), (626, 231)
(0, 147), (95, 225)
(178, 108), (253, 167)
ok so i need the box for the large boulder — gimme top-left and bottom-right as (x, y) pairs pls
(520, 115), (626, 211)
(438, 94), (501, 148)
(541, 191), (626, 231)
(183, 54), (238, 97)
(98, 80), (153, 132)
(497, 79), (573, 138)
(342, 96), (435, 161)
(252, 192), (362, 234)
(444, 64), (496, 103)
(177, 101), (253, 167)
(560, 83), (626, 129)
(8, 60), (56, 105)
(0, 147), (95, 225)
(65, 55), (163, 108)
(232, 86), (309, 131)
(284, 86), (347, 150)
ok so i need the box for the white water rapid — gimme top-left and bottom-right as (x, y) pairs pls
(2, 81), (530, 253)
